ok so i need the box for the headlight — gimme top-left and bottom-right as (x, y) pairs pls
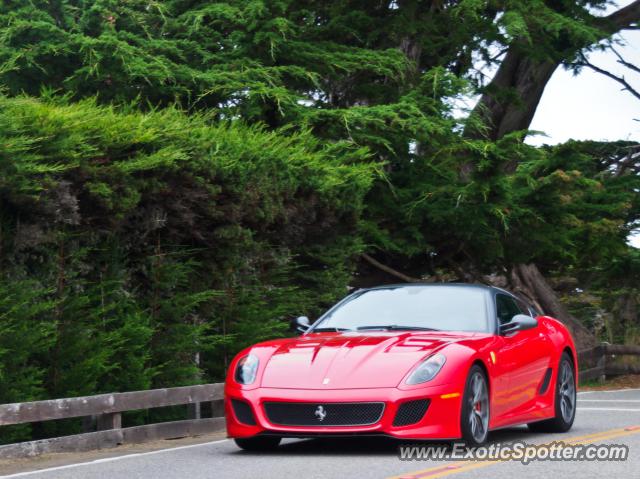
(406, 353), (446, 385)
(235, 354), (259, 385)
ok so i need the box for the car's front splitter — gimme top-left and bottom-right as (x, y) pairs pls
(225, 383), (463, 440)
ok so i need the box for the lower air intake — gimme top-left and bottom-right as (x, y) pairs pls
(393, 399), (430, 427)
(231, 399), (257, 425)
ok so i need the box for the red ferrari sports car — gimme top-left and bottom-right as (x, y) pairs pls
(225, 284), (577, 450)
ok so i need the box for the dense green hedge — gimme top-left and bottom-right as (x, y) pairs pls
(0, 94), (375, 442)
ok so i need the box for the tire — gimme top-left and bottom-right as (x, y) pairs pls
(234, 436), (281, 451)
(460, 365), (490, 446)
(528, 352), (576, 433)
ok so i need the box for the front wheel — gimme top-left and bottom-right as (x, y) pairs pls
(528, 352), (576, 433)
(234, 436), (281, 451)
(460, 365), (490, 446)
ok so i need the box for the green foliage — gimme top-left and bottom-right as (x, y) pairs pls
(0, 0), (638, 445)
(0, 280), (55, 443)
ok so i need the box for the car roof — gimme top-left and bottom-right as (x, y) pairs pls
(355, 282), (515, 297)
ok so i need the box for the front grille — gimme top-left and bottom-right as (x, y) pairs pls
(393, 399), (430, 427)
(263, 401), (385, 427)
(231, 399), (257, 425)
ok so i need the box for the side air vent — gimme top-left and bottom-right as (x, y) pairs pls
(393, 399), (430, 427)
(231, 399), (257, 425)
(538, 368), (553, 395)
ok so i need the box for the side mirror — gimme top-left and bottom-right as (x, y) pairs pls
(293, 316), (310, 334)
(500, 314), (538, 335)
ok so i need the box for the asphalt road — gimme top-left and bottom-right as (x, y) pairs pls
(3, 388), (640, 479)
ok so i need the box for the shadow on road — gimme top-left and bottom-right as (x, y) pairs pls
(228, 426), (534, 456)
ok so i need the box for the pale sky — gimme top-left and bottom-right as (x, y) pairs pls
(526, 1), (639, 247)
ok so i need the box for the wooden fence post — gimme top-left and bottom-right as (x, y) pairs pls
(187, 402), (201, 420)
(97, 412), (122, 431)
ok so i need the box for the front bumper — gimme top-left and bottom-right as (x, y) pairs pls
(225, 383), (463, 440)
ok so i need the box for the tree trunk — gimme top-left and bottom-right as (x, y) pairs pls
(466, 50), (557, 143)
(509, 264), (597, 348)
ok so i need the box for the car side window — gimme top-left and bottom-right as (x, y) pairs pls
(526, 302), (541, 317)
(496, 294), (522, 325)
(516, 298), (533, 317)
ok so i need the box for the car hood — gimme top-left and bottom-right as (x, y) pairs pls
(259, 331), (476, 389)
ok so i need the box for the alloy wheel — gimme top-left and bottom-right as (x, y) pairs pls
(468, 371), (489, 443)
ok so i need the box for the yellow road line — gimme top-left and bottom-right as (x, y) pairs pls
(388, 425), (640, 479)
(568, 426), (640, 445)
(563, 426), (640, 444)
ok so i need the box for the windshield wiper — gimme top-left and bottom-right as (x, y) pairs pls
(356, 325), (440, 331)
(310, 327), (352, 332)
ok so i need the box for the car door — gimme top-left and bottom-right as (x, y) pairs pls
(492, 294), (552, 423)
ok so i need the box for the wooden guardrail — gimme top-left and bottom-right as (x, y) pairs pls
(578, 343), (640, 383)
(0, 383), (224, 459)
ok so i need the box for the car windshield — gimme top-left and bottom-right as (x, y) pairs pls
(312, 286), (489, 333)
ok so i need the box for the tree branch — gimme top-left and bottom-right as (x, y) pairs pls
(614, 145), (640, 177)
(572, 54), (640, 101)
(611, 46), (640, 74)
(361, 253), (421, 283)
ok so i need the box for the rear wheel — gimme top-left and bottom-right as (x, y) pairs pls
(234, 436), (281, 451)
(460, 365), (490, 446)
(528, 352), (576, 433)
